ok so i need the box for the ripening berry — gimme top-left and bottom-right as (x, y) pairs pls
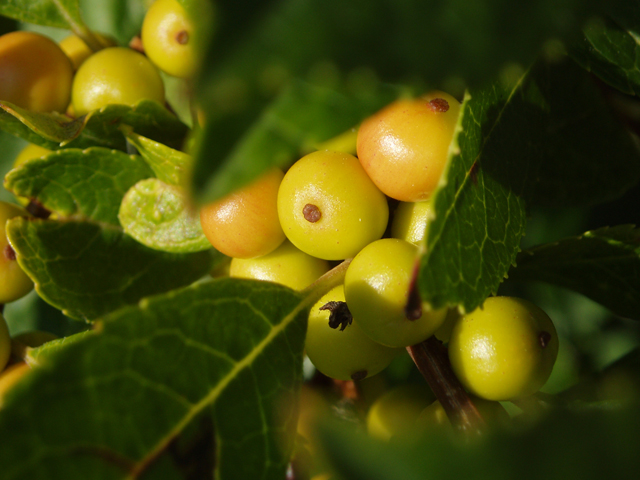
(0, 31), (74, 113)
(357, 91), (461, 202)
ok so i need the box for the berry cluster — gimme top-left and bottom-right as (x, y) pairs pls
(199, 85), (559, 404)
(0, 0), (203, 120)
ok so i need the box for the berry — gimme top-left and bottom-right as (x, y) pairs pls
(344, 238), (446, 348)
(0, 201), (33, 304)
(357, 91), (461, 202)
(59, 33), (117, 70)
(277, 150), (388, 260)
(448, 296), (559, 401)
(12, 144), (51, 169)
(366, 384), (435, 441)
(0, 31), (74, 113)
(71, 47), (165, 115)
(200, 168), (286, 258)
(305, 285), (400, 381)
(229, 240), (329, 291)
(391, 200), (434, 245)
(141, 0), (205, 78)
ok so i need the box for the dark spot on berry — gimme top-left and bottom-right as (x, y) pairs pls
(176, 30), (189, 45)
(320, 301), (353, 331)
(429, 98), (449, 113)
(303, 204), (322, 223)
(351, 370), (368, 381)
(539, 331), (552, 348)
(4, 244), (16, 261)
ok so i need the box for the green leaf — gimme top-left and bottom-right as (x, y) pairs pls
(420, 59), (640, 313)
(193, 79), (399, 203)
(0, 102), (84, 149)
(570, 3), (640, 96)
(0, 0), (85, 30)
(119, 178), (212, 253)
(77, 0), (146, 45)
(7, 217), (217, 320)
(508, 225), (640, 320)
(124, 130), (191, 185)
(0, 100), (189, 152)
(25, 329), (95, 366)
(319, 406), (640, 480)
(4, 147), (154, 225)
(0, 278), (308, 480)
(77, 101), (190, 151)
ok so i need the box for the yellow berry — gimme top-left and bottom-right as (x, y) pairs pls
(0, 31), (74, 113)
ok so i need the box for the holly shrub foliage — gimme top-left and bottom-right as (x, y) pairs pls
(0, 0), (639, 479)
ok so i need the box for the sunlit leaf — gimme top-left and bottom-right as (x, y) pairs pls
(0, 278), (308, 480)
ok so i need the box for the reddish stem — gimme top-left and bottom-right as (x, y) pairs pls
(407, 336), (486, 436)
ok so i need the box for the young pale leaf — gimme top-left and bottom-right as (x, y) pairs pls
(0, 278), (308, 480)
(0, 100), (188, 151)
(420, 59), (640, 313)
(508, 225), (640, 320)
(7, 217), (217, 321)
(193, 79), (399, 203)
(4, 147), (154, 225)
(119, 178), (212, 253)
(124, 130), (191, 185)
(319, 406), (640, 480)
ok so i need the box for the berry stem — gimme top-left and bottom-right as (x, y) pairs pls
(406, 336), (487, 436)
(301, 258), (352, 307)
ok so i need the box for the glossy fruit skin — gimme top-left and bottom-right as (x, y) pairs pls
(72, 47), (165, 115)
(391, 200), (433, 245)
(366, 384), (435, 441)
(0, 314), (10, 372)
(277, 150), (388, 260)
(357, 91), (461, 202)
(142, 0), (203, 78)
(305, 285), (400, 381)
(59, 33), (117, 70)
(0, 31), (74, 113)
(448, 296), (559, 401)
(0, 202), (33, 304)
(200, 168), (286, 259)
(344, 238), (446, 348)
(230, 240), (329, 291)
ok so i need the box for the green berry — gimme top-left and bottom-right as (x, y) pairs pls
(391, 200), (433, 245)
(344, 238), (446, 348)
(305, 285), (400, 381)
(229, 240), (329, 291)
(277, 150), (388, 260)
(72, 47), (165, 115)
(448, 296), (559, 401)
(142, 0), (209, 78)
(0, 314), (10, 372)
